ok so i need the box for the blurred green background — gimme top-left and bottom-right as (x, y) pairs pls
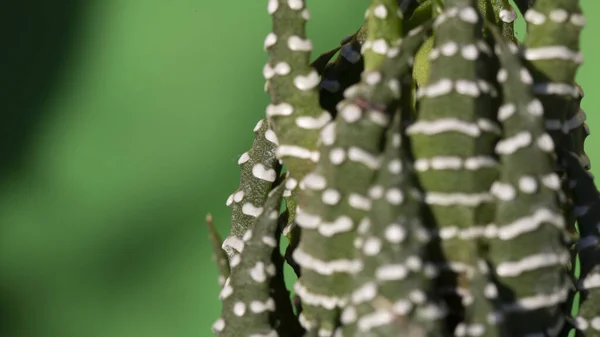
(0, 1), (597, 337)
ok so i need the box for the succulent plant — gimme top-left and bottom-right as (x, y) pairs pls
(208, 0), (597, 336)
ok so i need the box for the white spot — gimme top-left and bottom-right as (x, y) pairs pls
(373, 4), (388, 18)
(320, 123), (336, 146)
(385, 188), (404, 205)
(250, 262), (267, 282)
(537, 134), (554, 152)
(406, 256), (422, 270)
(393, 299), (413, 315)
(219, 278), (234, 299)
(549, 9), (568, 23)
(222, 236), (245, 255)
(287, 35), (312, 51)
(329, 148), (346, 165)
(265, 129), (279, 144)
(266, 103), (293, 116)
(295, 208), (321, 228)
(352, 282), (377, 304)
(250, 298), (276, 313)
(357, 217), (371, 234)
(524, 9), (546, 25)
(349, 193), (372, 211)
(230, 254), (242, 267)
(392, 134), (401, 148)
(301, 173), (327, 190)
(294, 70), (320, 90)
(267, 0), (278, 14)
(264, 33), (277, 50)
(570, 13), (586, 27)
(301, 8), (310, 20)
(319, 216), (354, 237)
(357, 310), (394, 331)
(417, 78), (453, 97)
(363, 237), (382, 255)
(371, 39), (389, 54)
(263, 62), (291, 79)
(464, 156), (497, 170)
(322, 189), (341, 205)
(368, 111), (389, 126)
(455, 80), (480, 97)
(253, 119), (264, 132)
(364, 71), (382, 86)
(285, 178), (298, 190)
(591, 317), (600, 330)
(518, 176), (538, 193)
(491, 181), (516, 201)
(387, 159), (402, 174)
(520, 68), (533, 84)
(233, 302), (247, 316)
(376, 264), (408, 280)
(497, 68), (508, 83)
(262, 236), (278, 247)
(238, 152), (250, 165)
(232, 191), (244, 204)
(277, 145), (319, 161)
(576, 317), (589, 331)
(500, 8), (517, 23)
(242, 229), (253, 241)
(527, 99), (544, 116)
(385, 224), (406, 243)
(409, 290), (426, 304)
(212, 318), (225, 332)
(485, 283), (498, 298)
(296, 112), (331, 130)
(542, 173), (561, 190)
(458, 6), (479, 23)
(495, 131), (532, 155)
(461, 44), (479, 60)
(348, 147), (381, 169)
(242, 203), (264, 217)
(287, 0), (303, 10)
(388, 79), (400, 96)
(293, 248), (362, 274)
(341, 104), (362, 123)
(368, 185), (384, 199)
(441, 42), (458, 56)
(341, 306), (357, 324)
(252, 163), (277, 182)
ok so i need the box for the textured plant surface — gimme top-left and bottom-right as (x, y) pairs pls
(208, 0), (599, 336)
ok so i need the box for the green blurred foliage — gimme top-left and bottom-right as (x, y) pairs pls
(0, 1), (597, 337)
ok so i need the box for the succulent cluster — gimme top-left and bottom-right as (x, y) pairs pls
(207, 0), (597, 336)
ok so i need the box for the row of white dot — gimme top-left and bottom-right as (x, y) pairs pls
(417, 78), (498, 98)
(429, 41), (492, 62)
(407, 117), (501, 137)
(524, 8), (585, 26)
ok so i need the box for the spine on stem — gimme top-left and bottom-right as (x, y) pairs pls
(213, 177), (301, 337)
(264, 0), (330, 208)
(489, 27), (570, 337)
(343, 79), (445, 337)
(407, 1), (501, 335)
(222, 118), (281, 257)
(292, 2), (432, 336)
